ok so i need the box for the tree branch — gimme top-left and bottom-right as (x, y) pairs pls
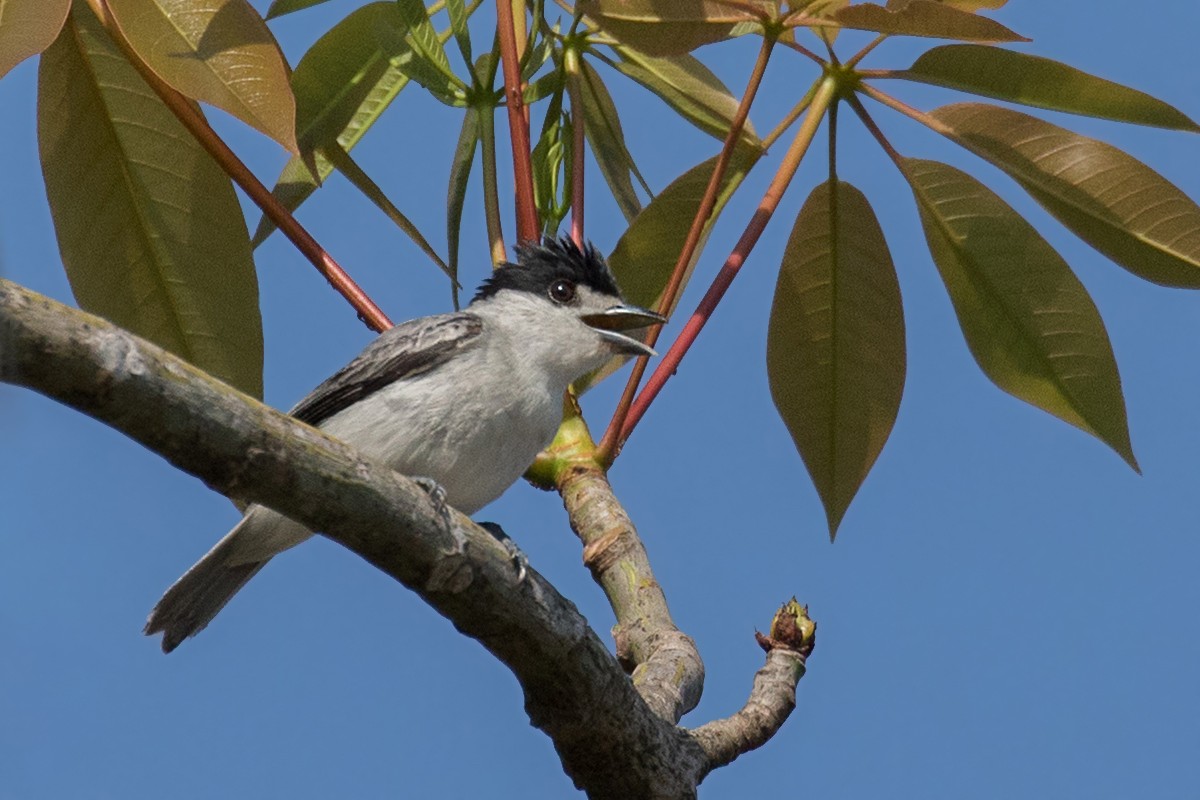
(558, 459), (704, 723)
(0, 278), (812, 797)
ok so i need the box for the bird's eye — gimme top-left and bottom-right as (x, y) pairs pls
(548, 279), (576, 304)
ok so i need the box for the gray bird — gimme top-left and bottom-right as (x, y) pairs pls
(145, 239), (663, 652)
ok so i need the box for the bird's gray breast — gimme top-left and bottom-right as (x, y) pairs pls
(316, 332), (562, 515)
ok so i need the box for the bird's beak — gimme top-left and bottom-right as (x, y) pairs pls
(582, 304), (667, 358)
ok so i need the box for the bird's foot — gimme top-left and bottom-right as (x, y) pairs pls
(412, 476), (465, 552)
(478, 522), (528, 582)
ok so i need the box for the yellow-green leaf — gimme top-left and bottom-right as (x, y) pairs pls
(265, 0), (331, 18)
(578, 0), (773, 55)
(38, 7), (262, 397)
(606, 45), (762, 151)
(834, 1), (1027, 41)
(932, 103), (1200, 288)
(253, 3), (414, 245)
(901, 157), (1135, 468)
(767, 181), (905, 536)
(900, 45), (1199, 131)
(0, 0), (70, 80)
(108, 0), (297, 154)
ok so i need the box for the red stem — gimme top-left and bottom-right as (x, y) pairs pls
(597, 35), (777, 464)
(85, 0), (392, 332)
(615, 79), (838, 448)
(496, 0), (540, 242)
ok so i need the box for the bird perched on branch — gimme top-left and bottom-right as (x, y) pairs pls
(146, 238), (663, 653)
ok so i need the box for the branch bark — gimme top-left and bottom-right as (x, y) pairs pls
(0, 277), (811, 798)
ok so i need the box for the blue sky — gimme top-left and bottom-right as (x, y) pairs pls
(3, 2), (1200, 797)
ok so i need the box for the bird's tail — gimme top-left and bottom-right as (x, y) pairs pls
(144, 515), (269, 653)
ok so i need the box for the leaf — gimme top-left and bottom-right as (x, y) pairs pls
(321, 144), (453, 283)
(38, 8), (263, 397)
(393, 0), (463, 93)
(253, 3), (415, 245)
(901, 157), (1135, 467)
(886, 0), (1008, 9)
(0, 0), (70, 80)
(833, 1), (1027, 41)
(291, 3), (410, 150)
(577, 59), (645, 222)
(900, 45), (1199, 131)
(107, 0), (297, 154)
(446, 0), (473, 66)
(767, 181), (905, 535)
(605, 45), (762, 151)
(447, 107), (480, 308)
(576, 151), (758, 392)
(530, 87), (572, 234)
(265, 0), (332, 18)
(931, 103), (1200, 288)
(578, 0), (772, 55)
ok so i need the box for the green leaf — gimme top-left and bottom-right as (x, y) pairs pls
(447, 107), (480, 309)
(834, 1), (1027, 41)
(393, 0), (464, 93)
(901, 157), (1135, 468)
(0, 0), (70, 80)
(38, 8), (263, 397)
(576, 151), (758, 392)
(530, 87), (572, 234)
(578, 0), (772, 55)
(446, 0), (473, 66)
(253, 3), (415, 245)
(767, 181), (905, 536)
(931, 103), (1200, 288)
(577, 59), (645, 222)
(265, 0), (332, 18)
(107, 0), (298, 153)
(291, 3), (410, 151)
(899, 45), (1199, 131)
(321, 144), (453, 283)
(605, 45), (762, 151)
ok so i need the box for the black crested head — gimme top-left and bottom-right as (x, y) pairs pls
(471, 237), (622, 304)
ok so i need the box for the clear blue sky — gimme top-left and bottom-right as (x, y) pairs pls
(3, 2), (1199, 797)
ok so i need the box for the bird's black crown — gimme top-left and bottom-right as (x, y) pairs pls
(472, 238), (622, 304)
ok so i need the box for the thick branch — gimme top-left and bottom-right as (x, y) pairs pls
(0, 279), (707, 797)
(1, 278), (812, 796)
(558, 463), (704, 723)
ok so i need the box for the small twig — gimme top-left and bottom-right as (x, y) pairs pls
(83, 0), (392, 332)
(496, 0), (540, 242)
(689, 649), (807, 773)
(846, 33), (888, 68)
(858, 82), (956, 136)
(597, 34), (778, 465)
(778, 37), (827, 66)
(616, 78), (838, 448)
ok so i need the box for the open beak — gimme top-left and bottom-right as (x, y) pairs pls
(582, 304), (668, 358)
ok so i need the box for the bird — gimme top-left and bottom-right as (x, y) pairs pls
(145, 238), (664, 653)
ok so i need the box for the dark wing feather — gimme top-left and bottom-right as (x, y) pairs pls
(290, 312), (484, 426)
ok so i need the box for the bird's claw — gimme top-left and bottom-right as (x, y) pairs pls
(478, 522), (528, 582)
(413, 476), (465, 552)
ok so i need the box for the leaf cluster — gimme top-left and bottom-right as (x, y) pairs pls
(3, 0), (1199, 537)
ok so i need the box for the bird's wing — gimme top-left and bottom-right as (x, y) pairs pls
(289, 312), (484, 426)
